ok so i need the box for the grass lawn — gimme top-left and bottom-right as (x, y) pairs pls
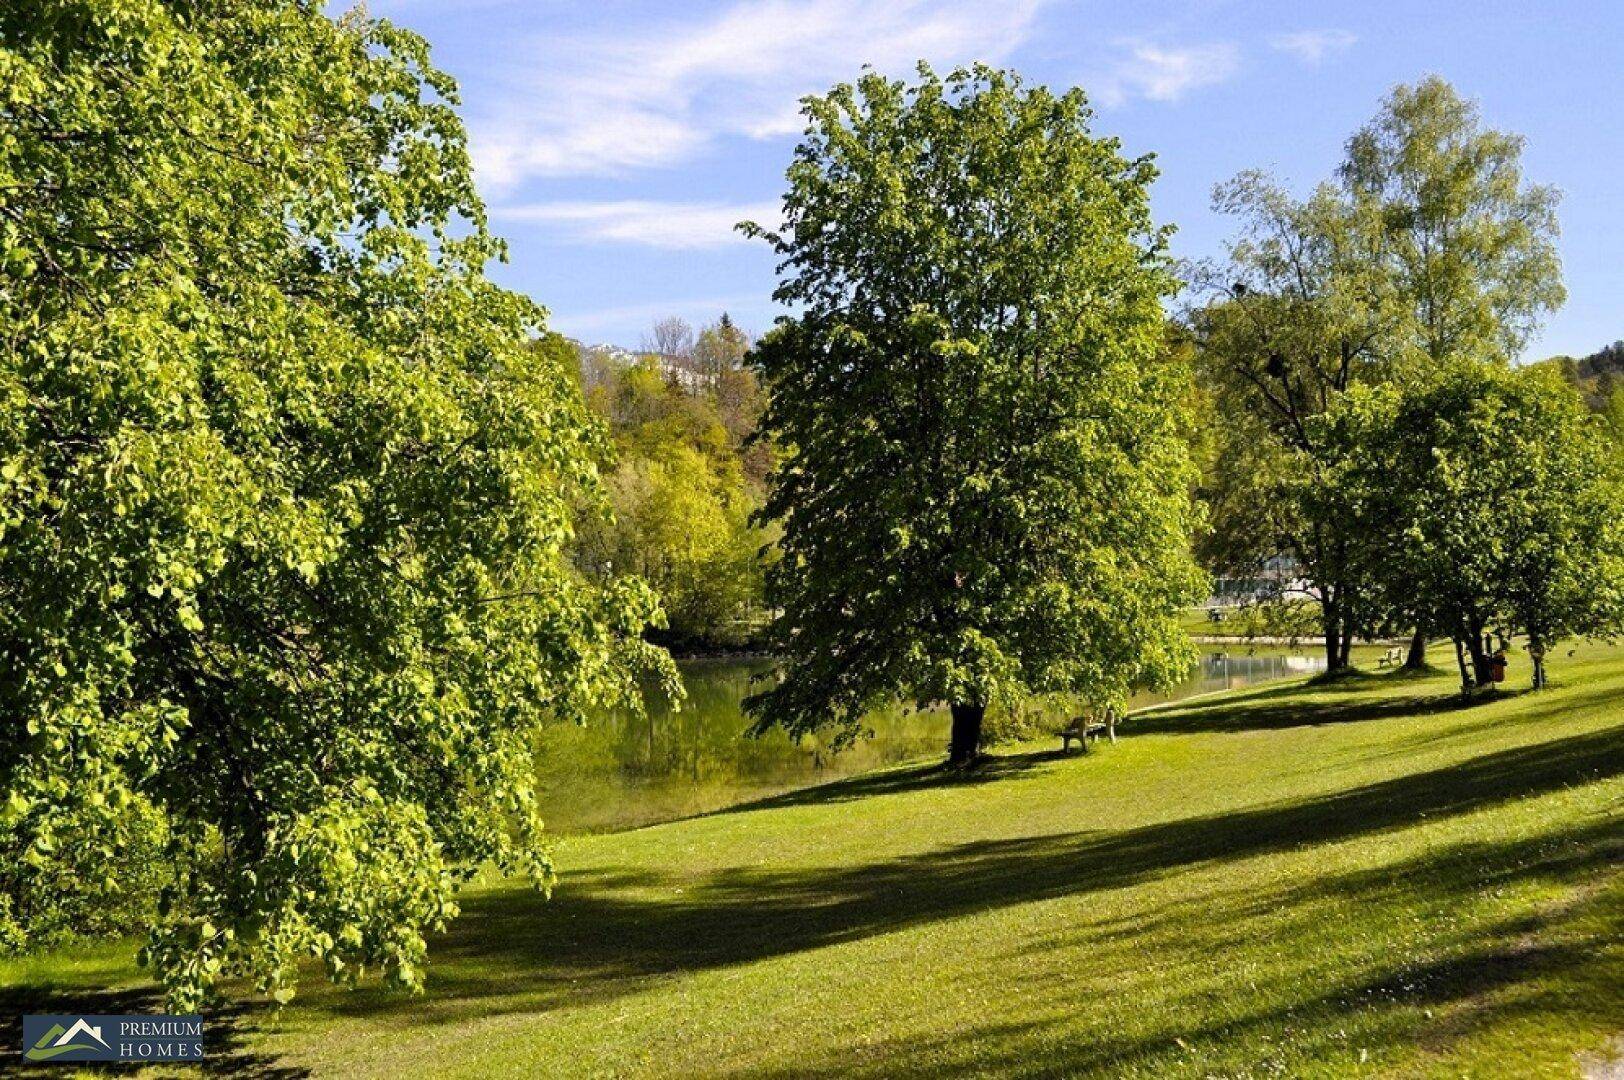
(1178, 605), (1238, 635)
(1176, 605), (1306, 641)
(5, 644), (1623, 1077)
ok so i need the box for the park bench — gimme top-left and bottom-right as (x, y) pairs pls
(1060, 709), (1118, 751)
(1377, 646), (1404, 668)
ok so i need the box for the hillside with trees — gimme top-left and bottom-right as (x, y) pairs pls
(564, 316), (774, 652)
(1540, 341), (1624, 444)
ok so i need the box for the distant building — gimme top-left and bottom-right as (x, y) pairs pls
(1207, 555), (1305, 606)
(574, 341), (709, 392)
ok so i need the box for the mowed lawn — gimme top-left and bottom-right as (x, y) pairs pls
(5, 645), (1623, 1078)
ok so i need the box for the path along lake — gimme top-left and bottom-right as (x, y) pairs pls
(537, 649), (1336, 833)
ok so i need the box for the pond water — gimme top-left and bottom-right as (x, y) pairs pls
(535, 650), (1328, 834)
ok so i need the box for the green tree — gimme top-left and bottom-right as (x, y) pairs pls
(0, 1), (671, 1007)
(1187, 175), (1394, 669)
(743, 65), (1204, 765)
(1193, 78), (1566, 671)
(1342, 77), (1565, 366)
(1317, 365), (1624, 692)
(694, 313), (750, 384)
(1346, 77), (1566, 668)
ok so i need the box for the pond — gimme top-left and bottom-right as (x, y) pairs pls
(535, 650), (1330, 834)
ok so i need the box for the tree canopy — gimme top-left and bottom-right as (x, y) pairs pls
(0, 1), (670, 1006)
(743, 65), (1204, 764)
(1186, 174), (1394, 668)
(1314, 363), (1624, 690)
(1341, 77), (1565, 364)
(1189, 77), (1566, 669)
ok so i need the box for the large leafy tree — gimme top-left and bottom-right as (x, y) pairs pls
(0, 1), (670, 1006)
(1315, 364), (1624, 692)
(1342, 76), (1565, 366)
(1191, 78), (1565, 670)
(1187, 177), (1394, 670)
(743, 65), (1204, 765)
(1344, 76), (1565, 666)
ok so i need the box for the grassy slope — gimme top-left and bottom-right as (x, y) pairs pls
(6, 645), (1623, 1078)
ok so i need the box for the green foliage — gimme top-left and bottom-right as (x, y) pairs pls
(1222, 598), (1326, 644)
(1191, 78), (1567, 666)
(743, 65), (1205, 757)
(595, 445), (764, 644)
(1342, 77), (1565, 364)
(1187, 173), (1393, 663)
(575, 336), (772, 648)
(0, 794), (171, 953)
(1603, 383), (1624, 451)
(694, 313), (751, 386)
(1313, 363), (1624, 687)
(0, 1), (671, 1007)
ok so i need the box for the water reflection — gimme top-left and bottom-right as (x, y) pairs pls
(535, 650), (1327, 834)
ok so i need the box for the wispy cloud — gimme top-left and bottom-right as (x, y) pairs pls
(493, 199), (780, 250)
(1269, 29), (1357, 65)
(1094, 42), (1241, 107)
(469, 0), (1047, 188)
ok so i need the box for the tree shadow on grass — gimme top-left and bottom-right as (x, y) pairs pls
(0, 986), (308, 1079)
(9, 712), (1616, 1075)
(709, 750), (1063, 816)
(739, 819), (1624, 1078)
(304, 721), (1624, 1028)
(1124, 674), (1556, 736)
(738, 932), (1611, 1080)
(9, 721), (1616, 1075)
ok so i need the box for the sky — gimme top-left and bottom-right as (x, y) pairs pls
(368, 0), (1623, 360)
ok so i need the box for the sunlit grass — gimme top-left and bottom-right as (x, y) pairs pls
(5, 643), (1621, 1077)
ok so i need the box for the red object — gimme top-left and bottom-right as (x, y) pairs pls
(1489, 655), (1508, 683)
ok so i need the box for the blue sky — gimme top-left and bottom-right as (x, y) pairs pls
(371, 0), (1622, 359)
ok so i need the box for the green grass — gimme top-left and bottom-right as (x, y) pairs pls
(1179, 604), (1238, 635)
(1176, 605), (1308, 640)
(6, 645), (1623, 1077)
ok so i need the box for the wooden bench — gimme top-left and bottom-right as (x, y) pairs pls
(1060, 709), (1118, 751)
(1377, 646), (1404, 668)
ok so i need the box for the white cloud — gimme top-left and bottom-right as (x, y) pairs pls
(1094, 42), (1241, 107)
(494, 199), (781, 250)
(469, 0), (1047, 188)
(1269, 29), (1357, 65)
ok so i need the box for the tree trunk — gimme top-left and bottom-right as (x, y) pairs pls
(1464, 633), (1491, 688)
(1403, 629), (1427, 670)
(1322, 597), (1345, 672)
(1452, 637), (1473, 696)
(1338, 629), (1353, 669)
(948, 703), (984, 765)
